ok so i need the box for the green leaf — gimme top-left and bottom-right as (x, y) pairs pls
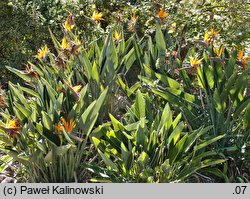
(117, 76), (132, 97)
(91, 61), (100, 83)
(152, 88), (180, 106)
(143, 64), (156, 79)
(89, 179), (112, 183)
(197, 66), (205, 89)
(93, 87), (109, 116)
(62, 128), (75, 144)
(13, 102), (31, 119)
(56, 144), (73, 156)
(220, 72), (237, 102)
(79, 106), (99, 136)
(13, 107), (26, 121)
(41, 111), (53, 131)
(92, 137), (101, 147)
(159, 103), (173, 131)
(243, 104), (250, 130)
(8, 82), (30, 108)
(213, 88), (225, 113)
(155, 22), (166, 54)
(20, 86), (40, 99)
(43, 79), (57, 104)
(168, 134), (188, 164)
(109, 114), (125, 132)
(124, 121), (140, 131)
(79, 51), (92, 79)
(203, 64), (214, 89)
(5, 150), (28, 165)
(130, 82), (141, 93)
(106, 34), (118, 70)
(0, 155), (13, 173)
(49, 28), (61, 50)
(138, 151), (149, 166)
(168, 122), (184, 145)
(122, 48), (136, 70)
(135, 124), (146, 148)
(6, 66), (32, 82)
(155, 73), (181, 89)
(79, 87), (108, 135)
(234, 95), (250, 119)
(195, 134), (225, 151)
(172, 113), (182, 129)
(44, 150), (53, 164)
(121, 142), (132, 171)
(97, 149), (118, 171)
(135, 90), (145, 119)
(200, 168), (229, 182)
(177, 166), (200, 180)
(37, 142), (47, 154)
(133, 38), (143, 68)
(200, 159), (226, 168)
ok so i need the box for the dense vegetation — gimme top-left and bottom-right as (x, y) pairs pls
(0, 0), (249, 183)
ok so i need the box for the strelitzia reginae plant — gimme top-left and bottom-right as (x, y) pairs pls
(0, 14), (130, 182)
(6, 14), (139, 120)
(0, 77), (108, 182)
(89, 91), (227, 183)
(0, 13), (148, 182)
(138, 24), (250, 182)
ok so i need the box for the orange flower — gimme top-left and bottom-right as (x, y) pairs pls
(62, 37), (71, 49)
(55, 118), (75, 134)
(157, 9), (168, 20)
(237, 50), (249, 70)
(190, 56), (202, 69)
(61, 37), (81, 56)
(54, 118), (83, 142)
(64, 14), (75, 31)
(204, 27), (220, 44)
(209, 27), (220, 37)
(114, 31), (121, 43)
(71, 38), (82, 55)
(72, 85), (82, 93)
(214, 46), (223, 57)
(24, 66), (39, 79)
(91, 11), (103, 22)
(177, 56), (203, 72)
(37, 45), (49, 59)
(0, 118), (21, 138)
(128, 15), (138, 33)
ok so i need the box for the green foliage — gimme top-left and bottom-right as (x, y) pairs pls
(136, 23), (250, 182)
(91, 92), (226, 182)
(0, 1), (36, 84)
(0, 79), (108, 182)
(1, 25), (128, 181)
(0, 1), (250, 183)
(2, 0), (249, 85)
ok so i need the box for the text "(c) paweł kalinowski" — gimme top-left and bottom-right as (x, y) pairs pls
(20, 185), (104, 195)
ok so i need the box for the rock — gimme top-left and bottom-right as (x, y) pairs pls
(0, 175), (5, 182)
(0, 175), (17, 183)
